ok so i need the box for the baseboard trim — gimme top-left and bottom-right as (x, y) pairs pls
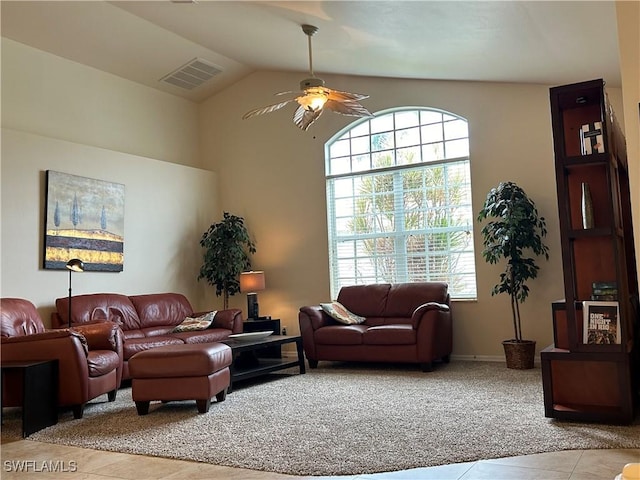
(451, 354), (541, 366)
(450, 354), (504, 362)
(284, 353), (540, 365)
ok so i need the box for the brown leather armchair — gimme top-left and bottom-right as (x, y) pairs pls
(1, 298), (123, 419)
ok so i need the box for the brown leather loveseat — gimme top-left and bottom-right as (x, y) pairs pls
(52, 293), (242, 380)
(299, 282), (452, 371)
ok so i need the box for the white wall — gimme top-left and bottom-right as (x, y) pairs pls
(200, 70), (624, 358)
(1, 39), (219, 322)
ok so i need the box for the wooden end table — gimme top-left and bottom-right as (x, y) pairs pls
(1, 360), (59, 437)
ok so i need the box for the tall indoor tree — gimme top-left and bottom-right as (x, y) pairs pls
(477, 181), (549, 368)
(198, 212), (256, 309)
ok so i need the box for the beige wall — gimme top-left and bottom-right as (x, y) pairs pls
(200, 71), (624, 358)
(616, 1), (640, 284)
(2, 33), (634, 359)
(1, 39), (201, 168)
(1, 40), (219, 321)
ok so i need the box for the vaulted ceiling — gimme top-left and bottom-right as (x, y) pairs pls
(1, 1), (621, 103)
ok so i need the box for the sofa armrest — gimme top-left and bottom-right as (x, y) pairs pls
(411, 302), (450, 329)
(299, 306), (336, 331)
(1, 330), (95, 407)
(412, 302), (452, 362)
(210, 309), (243, 334)
(1, 329), (87, 351)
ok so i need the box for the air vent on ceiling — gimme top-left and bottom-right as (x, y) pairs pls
(160, 58), (222, 90)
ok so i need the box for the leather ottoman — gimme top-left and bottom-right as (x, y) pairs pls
(128, 343), (232, 415)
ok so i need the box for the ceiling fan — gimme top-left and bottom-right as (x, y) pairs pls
(242, 24), (372, 131)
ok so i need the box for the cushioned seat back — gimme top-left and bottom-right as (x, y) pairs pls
(337, 282), (449, 320)
(130, 293), (193, 329)
(0, 298), (45, 337)
(385, 282), (449, 316)
(337, 284), (391, 317)
(56, 293), (141, 330)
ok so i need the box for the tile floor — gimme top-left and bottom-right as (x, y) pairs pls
(1, 437), (638, 479)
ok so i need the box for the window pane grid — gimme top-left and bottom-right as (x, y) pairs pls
(326, 108), (477, 299)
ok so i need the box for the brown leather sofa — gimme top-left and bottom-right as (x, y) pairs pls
(1, 298), (123, 418)
(299, 283), (452, 371)
(51, 293), (243, 380)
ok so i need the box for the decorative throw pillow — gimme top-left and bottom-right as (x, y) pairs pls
(320, 302), (366, 325)
(172, 311), (217, 333)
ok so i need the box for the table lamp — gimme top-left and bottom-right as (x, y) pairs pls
(240, 271), (265, 320)
(66, 258), (85, 328)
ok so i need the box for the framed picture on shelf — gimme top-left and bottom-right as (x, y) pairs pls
(582, 301), (620, 344)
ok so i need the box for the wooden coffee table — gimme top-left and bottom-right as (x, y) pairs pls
(221, 335), (305, 393)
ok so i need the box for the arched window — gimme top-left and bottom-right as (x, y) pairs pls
(325, 107), (477, 299)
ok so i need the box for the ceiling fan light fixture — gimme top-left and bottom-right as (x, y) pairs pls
(297, 88), (329, 112)
(242, 24), (371, 130)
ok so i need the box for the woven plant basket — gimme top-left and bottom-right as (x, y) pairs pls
(502, 340), (536, 369)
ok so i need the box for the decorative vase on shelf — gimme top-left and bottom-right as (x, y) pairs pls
(581, 182), (594, 229)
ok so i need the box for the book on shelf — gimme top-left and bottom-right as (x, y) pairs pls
(580, 122), (605, 155)
(592, 288), (618, 295)
(590, 294), (618, 301)
(591, 281), (617, 301)
(592, 281), (617, 290)
(582, 301), (621, 344)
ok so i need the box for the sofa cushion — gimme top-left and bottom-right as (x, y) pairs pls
(337, 284), (390, 317)
(86, 350), (121, 377)
(364, 316), (413, 327)
(123, 329), (145, 340)
(315, 324), (367, 345)
(129, 293), (193, 329)
(320, 302), (366, 325)
(172, 311), (216, 333)
(57, 293), (141, 330)
(363, 324), (416, 345)
(123, 336), (185, 360)
(385, 282), (448, 316)
(174, 328), (231, 344)
(0, 298), (45, 337)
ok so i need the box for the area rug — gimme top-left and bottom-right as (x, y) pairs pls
(3, 361), (639, 476)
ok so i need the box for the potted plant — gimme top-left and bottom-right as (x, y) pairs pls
(198, 212), (256, 309)
(477, 181), (550, 369)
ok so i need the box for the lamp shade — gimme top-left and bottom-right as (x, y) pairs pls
(66, 258), (85, 272)
(240, 271), (265, 293)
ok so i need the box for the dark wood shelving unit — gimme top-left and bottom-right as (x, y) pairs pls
(541, 79), (639, 424)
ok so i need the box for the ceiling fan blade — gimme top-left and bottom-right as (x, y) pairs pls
(276, 90), (303, 97)
(325, 100), (372, 117)
(293, 105), (323, 131)
(327, 88), (369, 102)
(242, 99), (296, 119)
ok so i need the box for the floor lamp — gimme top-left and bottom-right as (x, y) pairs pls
(239, 271), (265, 320)
(66, 258), (84, 328)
